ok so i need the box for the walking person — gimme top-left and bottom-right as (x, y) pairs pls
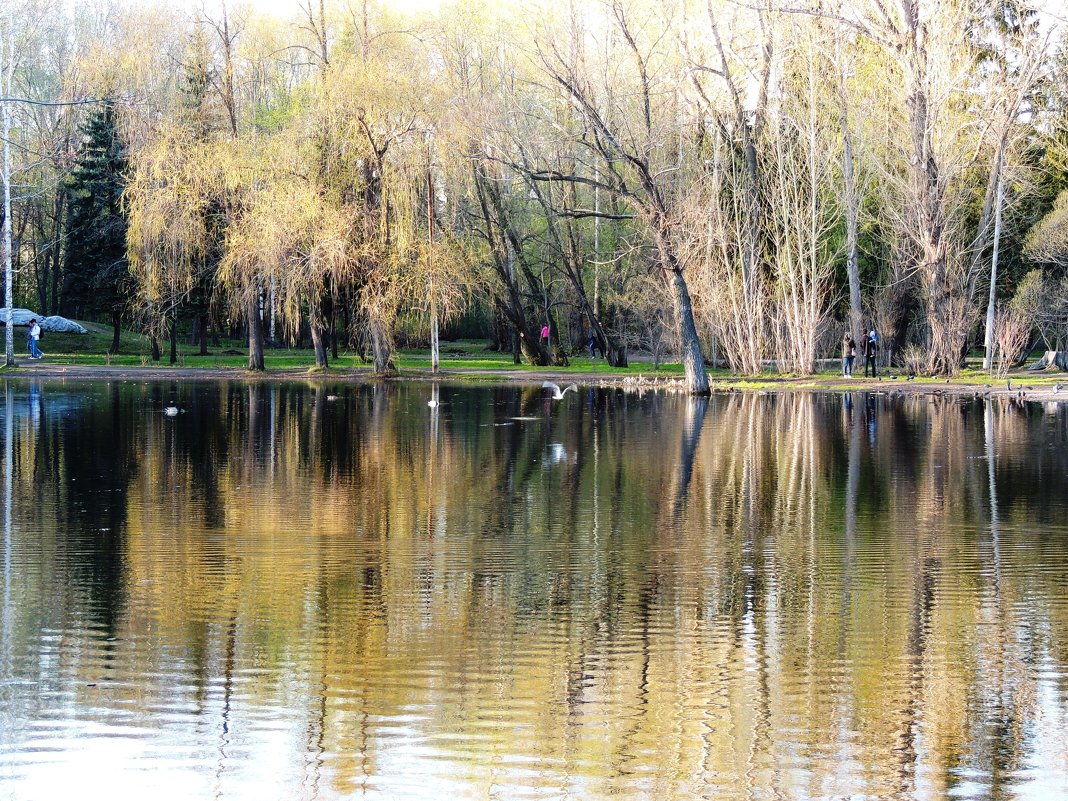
(587, 329), (598, 359)
(842, 333), (856, 377)
(863, 329), (877, 378)
(27, 319), (43, 360)
(540, 324), (550, 349)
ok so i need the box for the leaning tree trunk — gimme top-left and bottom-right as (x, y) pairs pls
(669, 270), (710, 394)
(656, 225), (710, 394)
(247, 295), (265, 371)
(573, 271), (626, 366)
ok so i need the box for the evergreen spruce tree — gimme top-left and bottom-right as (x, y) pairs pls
(63, 101), (130, 354)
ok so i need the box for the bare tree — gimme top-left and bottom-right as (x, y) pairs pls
(518, 1), (711, 392)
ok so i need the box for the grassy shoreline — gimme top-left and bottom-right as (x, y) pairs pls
(1, 325), (1064, 399)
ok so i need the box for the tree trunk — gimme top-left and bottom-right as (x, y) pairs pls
(247, 295), (265, 371)
(1033, 351), (1068, 371)
(50, 247), (60, 315)
(198, 312), (209, 355)
(471, 155), (550, 367)
(329, 299), (338, 360)
(982, 176), (1005, 371)
(310, 300), (329, 369)
(109, 309), (121, 355)
(838, 50), (863, 343)
(668, 268), (710, 394)
(150, 334), (161, 362)
(430, 299), (440, 373)
(902, 2), (955, 375)
(342, 302), (350, 353)
(49, 190), (64, 315)
(169, 318), (178, 365)
(369, 316), (396, 375)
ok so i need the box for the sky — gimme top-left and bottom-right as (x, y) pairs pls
(161, 0), (1068, 43)
(189, 0), (446, 18)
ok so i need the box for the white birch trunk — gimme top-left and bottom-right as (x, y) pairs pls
(982, 175), (1005, 372)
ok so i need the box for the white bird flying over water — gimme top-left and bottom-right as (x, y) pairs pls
(163, 406), (180, 417)
(542, 381), (578, 400)
(428, 400), (439, 408)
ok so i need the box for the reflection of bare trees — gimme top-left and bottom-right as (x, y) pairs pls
(4, 383), (1068, 797)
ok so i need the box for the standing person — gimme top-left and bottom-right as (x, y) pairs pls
(842, 334), (856, 377)
(587, 329), (598, 359)
(28, 319), (43, 360)
(540, 324), (550, 350)
(863, 329), (877, 377)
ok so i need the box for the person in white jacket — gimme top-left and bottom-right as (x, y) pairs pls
(28, 320), (43, 359)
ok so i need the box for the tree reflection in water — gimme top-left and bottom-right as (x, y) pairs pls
(1, 380), (1067, 800)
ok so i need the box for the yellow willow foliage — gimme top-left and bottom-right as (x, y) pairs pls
(124, 125), (221, 311)
(218, 172), (355, 331)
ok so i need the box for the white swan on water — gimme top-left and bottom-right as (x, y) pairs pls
(542, 381), (578, 400)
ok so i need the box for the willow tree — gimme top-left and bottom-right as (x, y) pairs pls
(290, 15), (437, 375)
(217, 166), (352, 370)
(125, 124), (215, 363)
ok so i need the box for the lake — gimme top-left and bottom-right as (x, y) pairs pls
(1, 379), (1067, 800)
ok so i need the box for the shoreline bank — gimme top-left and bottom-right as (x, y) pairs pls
(3, 361), (1065, 401)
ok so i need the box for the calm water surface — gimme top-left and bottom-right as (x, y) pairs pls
(1, 379), (1067, 801)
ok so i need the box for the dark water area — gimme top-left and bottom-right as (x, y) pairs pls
(1, 378), (1067, 800)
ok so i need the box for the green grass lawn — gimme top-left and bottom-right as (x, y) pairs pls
(18, 327), (691, 376)
(8, 324), (1064, 387)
